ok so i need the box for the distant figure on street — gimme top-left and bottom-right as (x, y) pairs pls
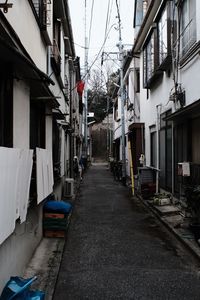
(73, 156), (79, 179)
(73, 155), (84, 181)
(79, 156), (84, 180)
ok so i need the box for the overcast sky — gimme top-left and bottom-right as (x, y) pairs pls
(68, 0), (134, 74)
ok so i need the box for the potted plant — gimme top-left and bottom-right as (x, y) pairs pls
(184, 185), (200, 242)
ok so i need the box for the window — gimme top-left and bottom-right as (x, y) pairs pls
(29, 0), (51, 30)
(0, 66), (13, 147)
(143, 31), (157, 88)
(134, 0), (151, 25)
(53, 119), (61, 179)
(143, 3), (172, 88)
(30, 101), (46, 149)
(114, 100), (119, 122)
(158, 8), (168, 65)
(181, 0), (196, 56)
(135, 69), (140, 93)
(134, 0), (144, 28)
(51, 18), (61, 75)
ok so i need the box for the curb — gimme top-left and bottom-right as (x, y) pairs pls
(136, 195), (200, 262)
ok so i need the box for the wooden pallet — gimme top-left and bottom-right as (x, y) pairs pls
(44, 212), (66, 219)
(43, 230), (66, 238)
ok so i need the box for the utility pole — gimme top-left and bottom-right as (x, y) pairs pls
(106, 95), (109, 161)
(116, 0), (126, 185)
(84, 0), (88, 160)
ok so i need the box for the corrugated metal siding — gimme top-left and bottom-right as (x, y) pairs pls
(0, 147), (33, 245)
(36, 148), (54, 204)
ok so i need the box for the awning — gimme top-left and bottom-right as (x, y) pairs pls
(52, 109), (67, 120)
(128, 122), (144, 131)
(165, 99), (200, 122)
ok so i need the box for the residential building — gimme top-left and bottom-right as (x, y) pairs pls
(113, 0), (200, 199)
(129, 0), (200, 196)
(0, 0), (82, 290)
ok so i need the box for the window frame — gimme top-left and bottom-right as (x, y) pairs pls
(30, 101), (46, 150)
(180, 0), (196, 57)
(143, 2), (172, 89)
(143, 28), (161, 88)
(53, 118), (62, 180)
(28, 0), (51, 32)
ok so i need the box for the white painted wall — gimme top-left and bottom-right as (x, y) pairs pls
(0, 205), (43, 293)
(196, 1), (200, 41)
(13, 80), (30, 149)
(6, 0), (47, 72)
(139, 56), (174, 165)
(180, 59), (200, 105)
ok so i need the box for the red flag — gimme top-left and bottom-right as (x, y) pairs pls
(76, 80), (85, 97)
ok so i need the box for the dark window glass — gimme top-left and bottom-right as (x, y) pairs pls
(181, 0), (196, 55)
(158, 8), (168, 64)
(30, 102), (45, 149)
(0, 67), (13, 147)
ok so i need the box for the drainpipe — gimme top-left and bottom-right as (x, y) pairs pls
(69, 67), (73, 178)
(156, 104), (162, 194)
(47, 46), (51, 76)
(172, 121), (174, 194)
(107, 96), (109, 161)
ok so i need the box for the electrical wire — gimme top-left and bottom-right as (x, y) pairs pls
(82, 23), (117, 82)
(69, 23), (117, 94)
(107, 0), (114, 32)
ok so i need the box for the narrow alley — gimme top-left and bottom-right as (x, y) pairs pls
(53, 164), (200, 300)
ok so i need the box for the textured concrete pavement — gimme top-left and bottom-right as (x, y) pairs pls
(53, 163), (200, 300)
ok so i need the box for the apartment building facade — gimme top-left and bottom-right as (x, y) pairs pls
(0, 0), (82, 290)
(126, 0), (200, 195)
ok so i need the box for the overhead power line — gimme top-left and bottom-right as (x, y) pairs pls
(82, 23), (117, 82)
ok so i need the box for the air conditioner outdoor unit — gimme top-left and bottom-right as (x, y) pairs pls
(64, 178), (74, 198)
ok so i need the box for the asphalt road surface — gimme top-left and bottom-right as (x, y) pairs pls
(53, 163), (200, 300)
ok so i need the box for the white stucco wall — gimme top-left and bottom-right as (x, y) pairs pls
(196, 1), (200, 41)
(13, 80), (30, 149)
(0, 205), (43, 293)
(139, 55), (175, 165)
(180, 58), (200, 105)
(6, 0), (48, 72)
